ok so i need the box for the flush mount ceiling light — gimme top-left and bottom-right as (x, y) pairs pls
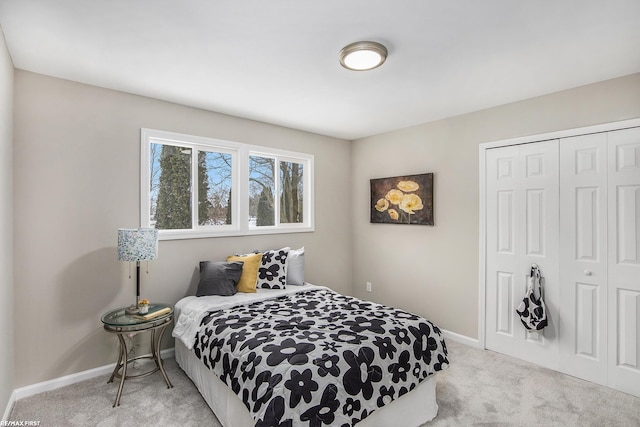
(339, 41), (387, 71)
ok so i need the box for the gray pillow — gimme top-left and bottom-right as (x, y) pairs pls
(196, 261), (244, 296)
(286, 247), (305, 286)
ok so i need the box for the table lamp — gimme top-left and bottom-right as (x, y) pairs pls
(117, 228), (159, 314)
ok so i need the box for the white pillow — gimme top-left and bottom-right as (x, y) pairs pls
(286, 247), (305, 286)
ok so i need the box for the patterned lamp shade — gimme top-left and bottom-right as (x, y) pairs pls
(117, 228), (158, 262)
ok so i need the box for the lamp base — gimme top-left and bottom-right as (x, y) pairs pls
(125, 305), (139, 315)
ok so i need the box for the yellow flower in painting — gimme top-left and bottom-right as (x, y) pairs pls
(375, 198), (389, 212)
(397, 180), (419, 192)
(388, 209), (399, 220)
(400, 193), (424, 214)
(385, 189), (404, 205)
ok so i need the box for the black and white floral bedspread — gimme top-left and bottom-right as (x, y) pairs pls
(192, 288), (449, 427)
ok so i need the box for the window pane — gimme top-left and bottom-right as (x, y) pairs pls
(152, 143), (192, 230)
(280, 161), (304, 223)
(198, 151), (233, 226)
(249, 155), (275, 226)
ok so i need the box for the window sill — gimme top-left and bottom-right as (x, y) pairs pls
(157, 226), (315, 241)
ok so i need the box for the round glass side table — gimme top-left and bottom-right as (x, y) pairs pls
(101, 303), (174, 407)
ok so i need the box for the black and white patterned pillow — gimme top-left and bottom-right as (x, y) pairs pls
(257, 247), (290, 289)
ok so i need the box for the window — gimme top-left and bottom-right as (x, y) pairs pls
(141, 129), (314, 239)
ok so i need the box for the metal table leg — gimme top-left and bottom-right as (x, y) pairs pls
(107, 335), (124, 384)
(113, 333), (128, 407)
(155, 324), (173, 389)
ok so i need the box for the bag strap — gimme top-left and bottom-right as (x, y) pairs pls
(530, 263), (539, 278)
(529, 264), (543, 301)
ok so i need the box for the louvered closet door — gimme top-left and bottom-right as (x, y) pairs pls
(607, 127), (640, 396)
(486, 140), (560, 369)
(559, 133), (608, 385)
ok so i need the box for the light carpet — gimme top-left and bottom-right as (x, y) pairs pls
(9, 340), (640, 426)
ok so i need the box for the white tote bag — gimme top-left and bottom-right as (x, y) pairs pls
(515, 264), (548, 331)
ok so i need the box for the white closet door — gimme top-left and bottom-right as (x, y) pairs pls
(486, 145), (520, 359)
(608, 127), (640, 396)
(486, 140), (560, 369)
(559, 133), (608, 385)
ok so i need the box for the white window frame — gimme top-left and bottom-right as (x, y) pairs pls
(141, 128), (314, 240)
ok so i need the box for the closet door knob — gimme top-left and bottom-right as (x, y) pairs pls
(584, 270), (592, 276)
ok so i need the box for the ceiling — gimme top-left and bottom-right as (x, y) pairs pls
(1, 1), (639, 140)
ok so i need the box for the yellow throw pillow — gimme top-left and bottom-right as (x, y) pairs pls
(226, 253), (262, 293)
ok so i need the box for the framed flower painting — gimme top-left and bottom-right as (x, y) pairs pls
(370, 173), (434, 225)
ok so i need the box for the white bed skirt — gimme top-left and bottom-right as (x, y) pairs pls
(175, 340), (439, 427)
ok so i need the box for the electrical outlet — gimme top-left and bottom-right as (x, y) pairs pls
(366, 281), (372, 292)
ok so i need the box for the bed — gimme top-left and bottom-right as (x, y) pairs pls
(173, 283), (449, 426)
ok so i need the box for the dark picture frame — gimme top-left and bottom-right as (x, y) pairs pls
(370, 173), (434, 225)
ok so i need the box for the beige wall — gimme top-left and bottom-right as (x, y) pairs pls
(351, 73), (640, 339)
(12, 71), (352, 387)
(0, 27), (14, 414)
(10, 66), (640, 389)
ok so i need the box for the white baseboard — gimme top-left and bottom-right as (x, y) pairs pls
(2, 390), (16, 422)
(441, 328), (481, 349)
(3, 348), (174, 419)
